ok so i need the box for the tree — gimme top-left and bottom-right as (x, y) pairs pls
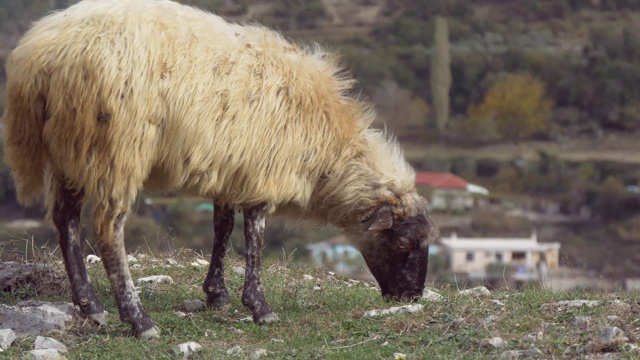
(468, 73), (553, 143)
(430, 16), (452, 144)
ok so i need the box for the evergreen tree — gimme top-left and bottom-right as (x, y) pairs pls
(430, 16), (452, 144)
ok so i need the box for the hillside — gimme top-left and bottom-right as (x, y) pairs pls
(1, 0), (640, 283)
(1, 253), (640, 358)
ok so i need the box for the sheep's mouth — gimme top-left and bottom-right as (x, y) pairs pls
(382, 288), (423, 302)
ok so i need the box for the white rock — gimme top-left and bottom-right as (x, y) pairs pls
(271, 339), (284, 343)
(362, 304), (424, 318)
(232, 266), (245, 276)
(606, 315), (620, 321)
(422, 289), (443, 301)
(522, 331), (543, 342)
(132, 264), (141, 268)
(313, 286), (321, 291)
(544, 300), (600, 308)
(458, 286), (490, 296)
(251, 348), (268, 359)
(600, 326), (628, 343)
(484, 337), (507, 348)
(0, 329), (16, 350)
(226, 345), (243, 355)
(491, 300), (505, 307)
(0, 302), (76, 338)
(396, 304), (423, 314)
(174, 311), (187, 318)
(166, 258), (178, 265)
(573, 316), (590, 328)
(303, 274), (315, 281)
(137, 275), (174, 285)
(34, 336), (68, 353)
(86, 255), (101, 264)
(137, 254), (147, 259)
(24, 349), (67, 360)
(239, 316), (253, 322)
(173, 342), (202, 358)
(195, 259), (209, 266)
(126, 254), (138, 263)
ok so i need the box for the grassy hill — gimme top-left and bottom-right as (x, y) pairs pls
(2, 251), (640, 359)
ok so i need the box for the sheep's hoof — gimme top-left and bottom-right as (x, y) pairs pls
(136, 325), (161, 340)
(89, 310), (109, 326)
(207, 295), (231, 310)
(255, 312), (280, 324)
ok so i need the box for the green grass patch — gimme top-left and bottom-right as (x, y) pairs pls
(2, 251), (640, 359)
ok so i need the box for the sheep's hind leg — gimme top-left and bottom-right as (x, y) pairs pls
(51, 183), (107, 325)
(203, 203), (235, 309)
(241, 205), (279, 324)
(94, 201), (159, 339)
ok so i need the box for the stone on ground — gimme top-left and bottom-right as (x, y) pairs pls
(0, 301), (77, 338)
(173, 341), (202, 358)
(34, 336), (68, 353)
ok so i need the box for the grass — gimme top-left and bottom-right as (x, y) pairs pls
(2, 250), (640, 359)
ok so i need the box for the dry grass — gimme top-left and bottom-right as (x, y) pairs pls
(2, 247), (640, 359)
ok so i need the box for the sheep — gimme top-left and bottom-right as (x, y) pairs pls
(2, 0), (437, 339)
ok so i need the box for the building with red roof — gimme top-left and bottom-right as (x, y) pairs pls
(415, 171), (468, 189)
(415, 171), (488, 212)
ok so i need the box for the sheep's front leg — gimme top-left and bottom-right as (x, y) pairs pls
(94, 202), (159, 339)
(242, 205), (279, 324)
(51, 183), (107, 325)
(203, 203), (235, 309)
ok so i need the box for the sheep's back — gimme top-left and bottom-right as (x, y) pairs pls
(9, 0), (365, 208)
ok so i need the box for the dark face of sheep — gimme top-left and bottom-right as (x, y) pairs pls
(357, 204), (435, 301)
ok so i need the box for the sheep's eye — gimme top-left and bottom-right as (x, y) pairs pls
(395, 237), (412, 252)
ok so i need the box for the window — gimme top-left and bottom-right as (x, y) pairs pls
(466, 252), (474, 262)
(495, 253), (503, 262)
(513, 252), (526, 261)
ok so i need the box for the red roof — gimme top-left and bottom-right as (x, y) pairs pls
(415, 172), (468, 189)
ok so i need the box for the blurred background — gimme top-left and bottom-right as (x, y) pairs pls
(1, 0), (640, 290)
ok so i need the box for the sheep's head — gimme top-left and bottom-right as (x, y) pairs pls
(351, 194), (436, 301)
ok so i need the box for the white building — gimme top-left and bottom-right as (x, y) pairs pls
(439, 231), (560, 276)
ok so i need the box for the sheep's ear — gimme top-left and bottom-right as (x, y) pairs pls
(368, 207), (393, 232)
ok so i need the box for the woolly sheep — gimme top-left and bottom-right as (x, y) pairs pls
(3, 0), (437, 339)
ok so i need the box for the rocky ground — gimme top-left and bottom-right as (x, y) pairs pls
(1, 253), (640, 358)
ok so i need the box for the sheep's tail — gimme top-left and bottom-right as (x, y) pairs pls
(2, 74), (47, 206)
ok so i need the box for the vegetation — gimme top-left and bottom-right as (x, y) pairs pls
(2, 250), (640, 359)
(467, 73), (553, 144)
(430, 16), (452, 144)
(2, 0), (640, 281)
